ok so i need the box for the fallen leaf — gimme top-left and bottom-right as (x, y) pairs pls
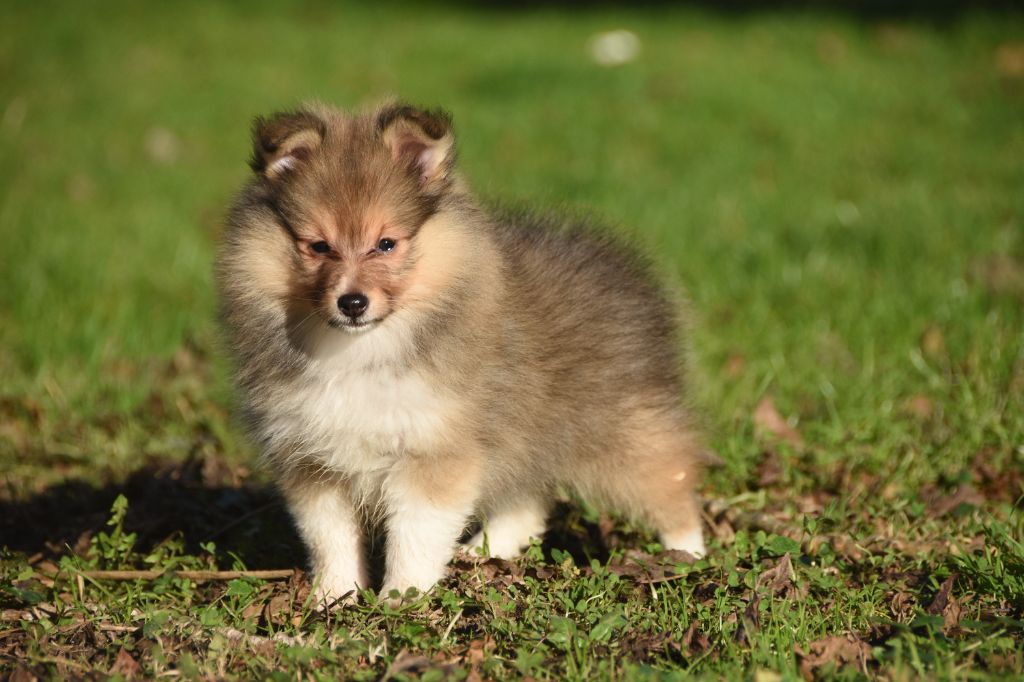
(477, 557), (525, 587)
(621, 629), (675, 661)
(241, 600), (263, 622)
(381, 649), (431, 680)
(996, 43), (1024, 78)
(796, 633), (871, 679)
(530, 566), (554, 580)
(464, 636), (493, 666)
(903, 394), (933, 419)
(264, 593), (291, 627)
(109, 648), (142, 680)
(681, 619), (712, 657)
(9, 666), (39, 682)
(968, 253), (1024, 299)
(972, 449), (1024, 504)
(724, 353), (747, 379)
(926, 574), (962, 633)
(920, 325), (945, 360)
(924, 483), (984, 518)
(889, 591), (915, 622)
(756, 450), (784, 487)
(753, 397), (803, 448)
(734, 592), (761, 647)
(756, 553), (799, 599)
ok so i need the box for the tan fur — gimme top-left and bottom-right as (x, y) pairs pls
(217, 101), (706, 604)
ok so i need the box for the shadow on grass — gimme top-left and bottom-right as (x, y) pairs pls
(0, 455), (635, 574)
(0, 456), (302, 570)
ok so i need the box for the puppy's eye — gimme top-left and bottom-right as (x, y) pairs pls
(377, 238), (397, 252)
(310, 241), (331, 254)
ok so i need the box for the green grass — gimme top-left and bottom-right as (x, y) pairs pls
(2, 1), (1023, 679)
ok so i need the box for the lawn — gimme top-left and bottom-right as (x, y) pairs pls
(2, 1), (1023, 679)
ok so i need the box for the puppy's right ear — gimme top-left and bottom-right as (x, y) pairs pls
(249, 110), (325, 180)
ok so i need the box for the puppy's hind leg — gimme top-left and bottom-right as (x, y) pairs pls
(587, 416), (706, 558)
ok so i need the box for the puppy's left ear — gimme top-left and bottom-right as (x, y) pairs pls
(377, 105), (455, 190)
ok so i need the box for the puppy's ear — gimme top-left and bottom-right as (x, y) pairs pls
(249, 110), (325, 180)
(377, 105), (455, 190)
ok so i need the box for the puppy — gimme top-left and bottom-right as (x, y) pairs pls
(216, 101), (706, 604)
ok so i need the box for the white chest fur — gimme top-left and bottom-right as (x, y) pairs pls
(258, 319), (452, 476)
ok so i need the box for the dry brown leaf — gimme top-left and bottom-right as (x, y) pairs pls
(796, 633), (871, 679)
(968, 254), (1024, 298)
(753, 397), (803, 448)
(241, 600), (264, 622)
(724, 353), (747, 379)
(381, 649), (431, 680)
(9, 667), (39, 682)
(621, 629), (676, 661)
(530, 566), (554, 580)
(681, 618), (712, 656)
(996, 43), (1024, 78)
(476, 557), (525, 587)
(464, 636), (493, 666)
(972, 449), (1024, 504)
(925, 484), (984, 518)
(903, 394), (933, 419)
(735, 592), (761, 647)
(757, 553), (801, 599)
(756, 450), (784, 487)
(264, 593), (291, 627)
(927, 574), (963, 633)
(889, 591), (915, 622)
(109, 648), (142, 680)
(920, 325), (945, 360)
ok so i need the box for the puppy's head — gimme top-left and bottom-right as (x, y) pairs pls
(246, 102), (458, 334)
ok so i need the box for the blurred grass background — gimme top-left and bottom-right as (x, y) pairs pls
(2, 0), (1021, 487)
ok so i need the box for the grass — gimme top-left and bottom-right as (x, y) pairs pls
(2, 0), (1023, 679)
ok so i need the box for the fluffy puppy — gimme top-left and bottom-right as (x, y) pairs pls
(216, 101), (706, 604)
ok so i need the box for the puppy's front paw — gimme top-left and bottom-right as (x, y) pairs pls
(379, 584), (425, 609)
(380, 567), (444, 606)
(311, 574), (361, 611)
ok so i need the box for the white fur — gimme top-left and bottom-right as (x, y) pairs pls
(286, 482), (366, 604)
(661, 527), (706, 558)
(467, 502), (547, 559)
(267, 155), (295, 175)
(259, 311), (471, 601)
(260, 314), (453, 493)
(381, 475), (475, 597)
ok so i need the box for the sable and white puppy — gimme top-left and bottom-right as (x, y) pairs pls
(217, 102), (706, 604)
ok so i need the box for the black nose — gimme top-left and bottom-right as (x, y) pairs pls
(337, 293), (369, 318)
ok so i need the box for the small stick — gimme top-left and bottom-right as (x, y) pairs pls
(40, 569), (295, 582)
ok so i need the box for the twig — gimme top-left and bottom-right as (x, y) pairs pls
(40, 569), (295, 582)
(217, 626), (305, 647)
